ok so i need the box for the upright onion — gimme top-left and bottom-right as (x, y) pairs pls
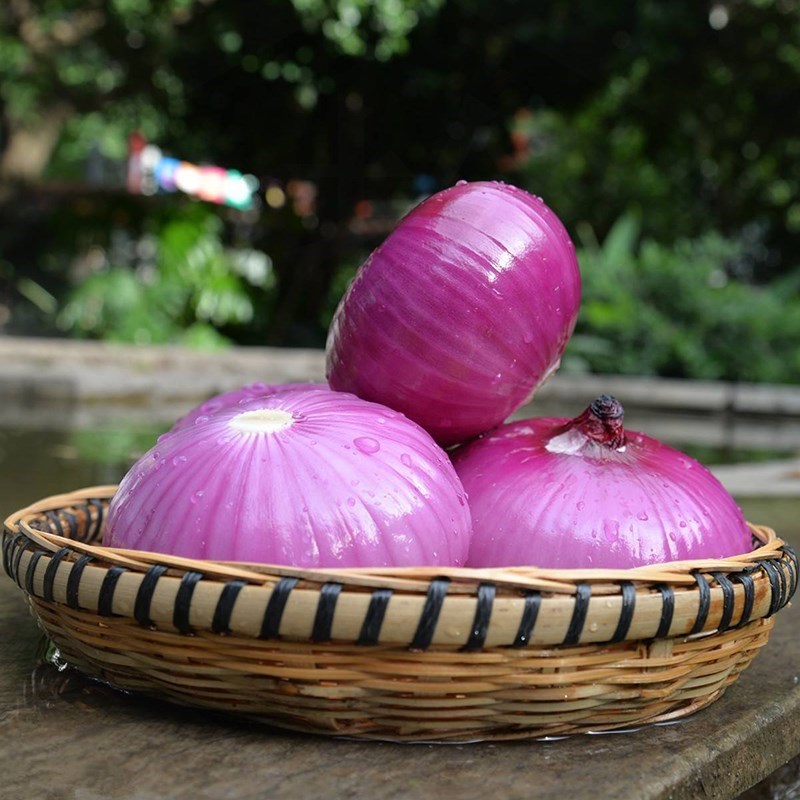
(105, 388), (471, 568)
(452, 395), (753, 569)
(170, 381), (327, 434)
(326, 180), (581, 445)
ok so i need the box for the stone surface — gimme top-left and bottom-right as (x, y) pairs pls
(0, 501), (797, 800)
(3, 337), (800, 467)
(4, 335), (800, 416)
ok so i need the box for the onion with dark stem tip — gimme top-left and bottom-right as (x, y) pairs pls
(452, 395), (753, 569)
(326, 180), (581, 446)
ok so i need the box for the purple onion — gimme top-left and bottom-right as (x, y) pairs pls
(170, 381), (327, 434)
(452, 396), (753, 569)
(105, 388), (471, 567)
(326, 181), (581, 445)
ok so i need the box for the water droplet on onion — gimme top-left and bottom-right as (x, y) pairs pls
(347, 497), (356, 507)
(354, 436), (381, 454)
(401, 453), (412, 468)
(190, 490), (205, 504)
(172, 455), (187, 466)
(636, 511), (649, 521)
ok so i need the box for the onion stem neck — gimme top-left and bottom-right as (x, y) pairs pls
(568, 394), (627, 450)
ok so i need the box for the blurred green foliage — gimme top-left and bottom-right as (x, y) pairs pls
(565, 213), (800, 382)
(1, 0), (800, 384)
(58, 205), (275, 346)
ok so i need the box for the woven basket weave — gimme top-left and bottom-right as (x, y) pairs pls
(3, 486), (797, 742)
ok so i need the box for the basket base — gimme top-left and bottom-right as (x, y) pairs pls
(30, 597), (774, 743)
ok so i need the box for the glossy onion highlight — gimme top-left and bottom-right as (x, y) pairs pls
(326, 181), (581, 445)
(453, 396), (753, 569)
(170, 381), (327, 434)
(105, 388), (471, 568)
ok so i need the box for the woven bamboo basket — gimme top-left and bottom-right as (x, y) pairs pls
(3, 486), (797, 742)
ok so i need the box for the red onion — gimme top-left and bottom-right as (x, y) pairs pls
(452, 396), (753, 569)
(105, 388), (471, 568)
(326, 180), (581, 445)
(170, 381), (327, 434)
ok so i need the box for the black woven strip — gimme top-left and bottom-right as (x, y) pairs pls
(563, 583), (592, 646)
(513, 592), (541, 647)
(65, 555), (93, 609)
(45, 511), (64, 538)
(24, 550), (45, 595)
(775, 557), (789, 611)
(2, 532), (23, 577)
(609, 581), (636, 643)
(97, 566), (125, 616)
(61, 511), (78, 540)
(761, 560), (784, 618)
(654, 585), (675, 639)
(259, 576), (298, 639)
(211, 580), (247, 635)
(690, 572), (711, 635)
(42, 547), (72, 602)
(410, 578), (450, 651)
(463, 583), (496, 651)
(87, 499), (105, 543)
(712, 572), (736, 632)
(10, 538), (29, 587)
(357, 588), (393, 645)
(311, 582), (343, 643)
(133, 564), (168, 627)
(781, 545), (798, 601)
(173, 571), (204, 634)
(730, 572), (756, 628)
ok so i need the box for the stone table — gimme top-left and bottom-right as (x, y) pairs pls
(1, 499), (798, 800)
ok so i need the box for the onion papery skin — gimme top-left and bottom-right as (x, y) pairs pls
(452, 408), (753, 569)
(105, 388), (471, 568)
(170, 381), (327, 434)
(326, 181), (581, 446)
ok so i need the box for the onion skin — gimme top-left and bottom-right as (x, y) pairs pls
(170, 381), (327, 434)
(106, 388), (471, 568)
(326, 181), (581, 446)
(452, 396), (753, 569)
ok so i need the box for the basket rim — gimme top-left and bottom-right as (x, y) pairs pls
(3, 484), (794, 589)
(3, 486), (797, 650)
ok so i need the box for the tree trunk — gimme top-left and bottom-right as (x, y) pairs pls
(0, 102), (72, 182)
